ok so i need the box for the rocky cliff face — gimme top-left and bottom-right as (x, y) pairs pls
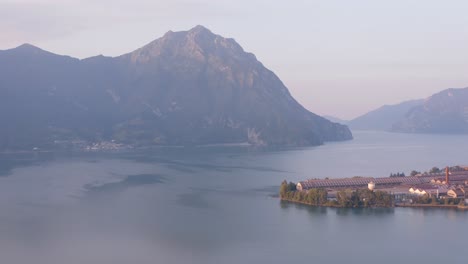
(392, 88), (468, 134)
(0, 26), (352, 150)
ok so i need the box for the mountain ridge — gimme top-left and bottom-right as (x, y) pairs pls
(348, 99), (424, 131)
(0, 26), (352, 150)
(346, 87), (468, 134)
(392, 87), (468, 133)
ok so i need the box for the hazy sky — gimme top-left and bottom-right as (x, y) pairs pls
(1, 0), (468, 119)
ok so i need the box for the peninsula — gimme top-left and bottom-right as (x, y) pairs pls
(280, 166), (468, 209)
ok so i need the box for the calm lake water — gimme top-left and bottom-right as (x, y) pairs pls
(0, 131), (467, 264)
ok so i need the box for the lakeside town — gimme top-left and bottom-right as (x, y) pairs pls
(280, 165), (468, 209)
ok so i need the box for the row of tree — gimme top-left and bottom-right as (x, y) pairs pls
(336, 189), (394, 208)
(280, 181), (328, 206)
(413, 194), (464, 206)
(279, 181), (395, 208)
(394, 166), (466, 178)
(414, 166), (465, 176)
(389, 172), (406, 177)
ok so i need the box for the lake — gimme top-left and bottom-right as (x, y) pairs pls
(0, 131), (467, 264)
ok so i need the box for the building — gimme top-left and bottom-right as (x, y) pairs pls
(409, 185), (448, 197)
(297, 175), (433, 191)
(295, 167), (468, 196)
(447, 188), (465, 199)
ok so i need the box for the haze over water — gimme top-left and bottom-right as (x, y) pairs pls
(0, 131), (467, 264)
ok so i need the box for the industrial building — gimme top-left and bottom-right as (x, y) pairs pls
(296, 167), (468, 200)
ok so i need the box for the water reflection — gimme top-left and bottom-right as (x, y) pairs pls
(342, 207), (395, 216)
(279, 201), (328, 215)
(280, 201), (396, 217)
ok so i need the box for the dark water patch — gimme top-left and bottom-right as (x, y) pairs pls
(85, 174), (166, 193)
(165, 161), (290, 173)
(0, 153), (50, 177)
(181, 185), (282, 200)
(115, 149), (291, 173)
(159, 159), (289, 174)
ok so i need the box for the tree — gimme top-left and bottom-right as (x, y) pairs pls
(410, 170), (420, 176)
(309, 189), (315, 204)
(294, 191), (304, 202)
(430, 167), (441, 174)
(288, 182), (297, 192)
(279, 180), (288, 199)
(318, 189), (328, 205)
(415, 194), (431, 204)
(337, 190), (350, 207)
(279, 181), (297, 199)
(390, 172), (405, 177)
(305, 188), (328, 206)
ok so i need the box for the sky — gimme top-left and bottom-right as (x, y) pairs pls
(1, 0), (468, 120)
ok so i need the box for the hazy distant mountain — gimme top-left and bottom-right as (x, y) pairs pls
(0, 26), (352, 150)
(348, 99), (423, 131)
(322, 115), (348, 125)
(392, 88), (468, 133)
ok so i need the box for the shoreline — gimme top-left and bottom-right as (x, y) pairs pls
(280, 198), (393, 208)
(280, 198), (468, 210)
(395, 203), (468, 210)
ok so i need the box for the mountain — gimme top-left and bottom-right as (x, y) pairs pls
(0, 26), (352, 150)
(322, 115), (348, 125)
(392, 88), (468, 133)
(348, 99), (424, 131)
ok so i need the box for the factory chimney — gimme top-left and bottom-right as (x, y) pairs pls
(445, 166), (450, 185)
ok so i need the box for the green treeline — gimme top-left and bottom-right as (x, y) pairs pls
(413, 194), (464, 206)
(411, 165), (466, 176)
(335, 189), (394, 208)
(279, 181), (394, 208)
(279, 180), (297, 197)
(280, 180), (328, 206)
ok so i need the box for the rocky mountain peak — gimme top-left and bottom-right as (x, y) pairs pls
(188, 25), (214, 36)
(125, 26), (249, 64)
